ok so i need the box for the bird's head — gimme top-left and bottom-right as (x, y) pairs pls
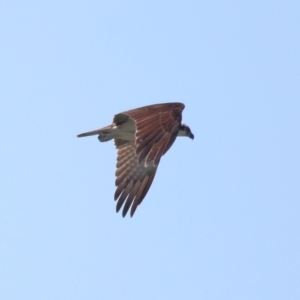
(178, 124), (194, 140)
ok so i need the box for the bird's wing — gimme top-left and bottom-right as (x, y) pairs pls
(114, 141), (158, 217)
(113, 103), (184, 217)
(115, 102), (185, 166)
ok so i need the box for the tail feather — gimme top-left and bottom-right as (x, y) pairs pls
(77, 125), (117, 142)
(77, 129), (103, 137)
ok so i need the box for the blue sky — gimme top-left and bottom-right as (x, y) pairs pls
(1, 1), (299, 299)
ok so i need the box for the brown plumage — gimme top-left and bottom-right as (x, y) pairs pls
(77, 102), (194, 217)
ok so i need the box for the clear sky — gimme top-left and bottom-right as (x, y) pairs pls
(1, 1), (299, 299)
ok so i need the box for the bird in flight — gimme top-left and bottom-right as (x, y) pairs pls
(77, 102), (194, 217)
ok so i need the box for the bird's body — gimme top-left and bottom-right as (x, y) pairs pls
(77, 102), (194, 217)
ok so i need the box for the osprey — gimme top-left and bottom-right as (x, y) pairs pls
(77, 102), (194, 217)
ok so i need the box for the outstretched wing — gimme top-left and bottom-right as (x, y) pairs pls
(114, 103), (184, 217)
(114, 141), (158, 217)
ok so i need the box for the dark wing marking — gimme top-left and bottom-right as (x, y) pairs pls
(114, 140), (158, 217)
(123, 102), (184, 166)
(113, 113), (130, 126)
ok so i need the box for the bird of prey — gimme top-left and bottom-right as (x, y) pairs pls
(77, 102), (194, 217)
